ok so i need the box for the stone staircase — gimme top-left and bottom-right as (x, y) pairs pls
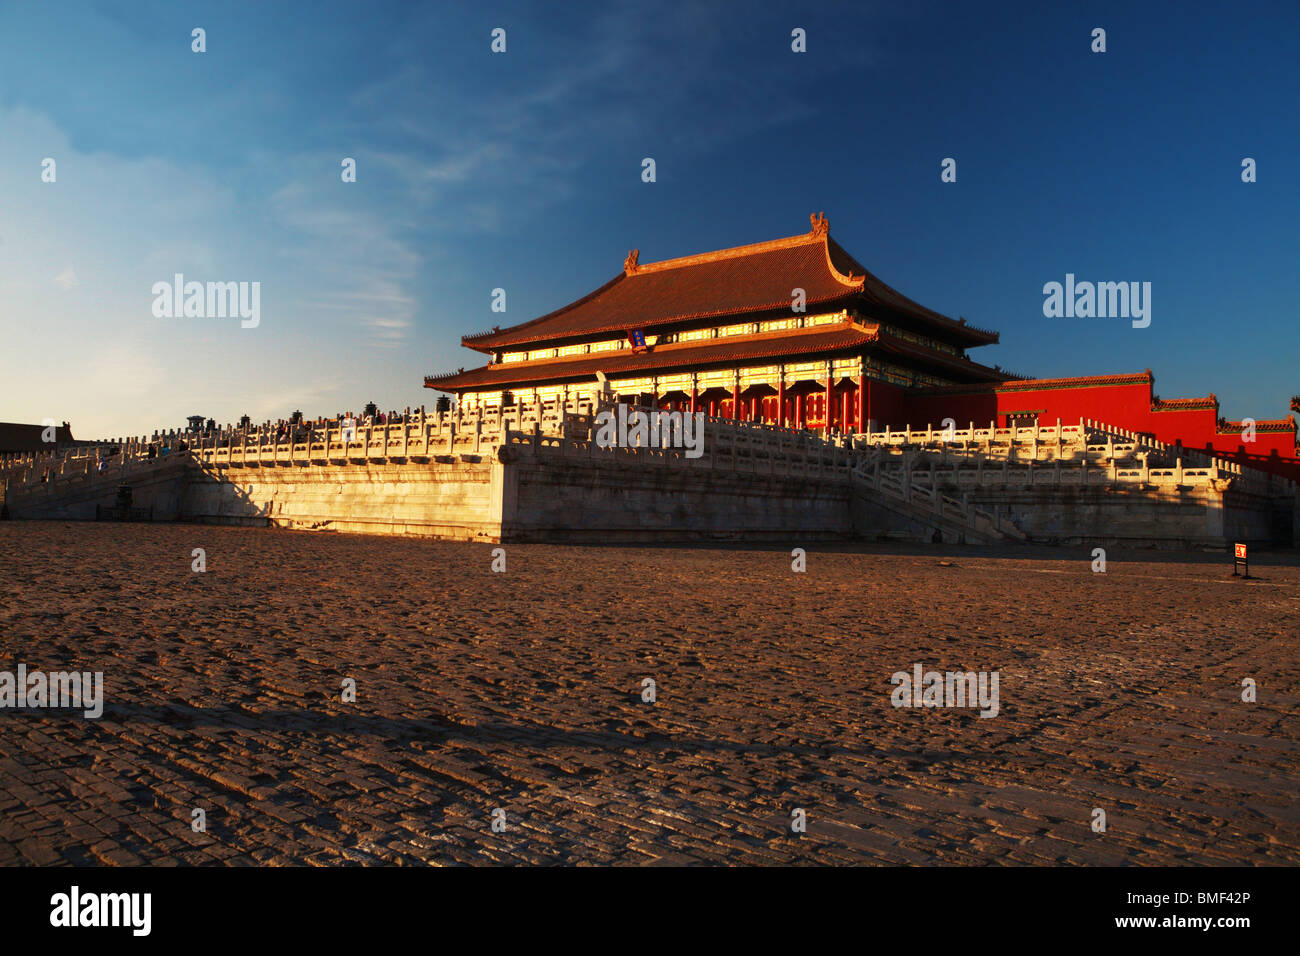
(499, 401), (1026, 543)
(845, 417), (1297, 547)
(855, 417), (1294, 498)
(849, 446), (1025, 544)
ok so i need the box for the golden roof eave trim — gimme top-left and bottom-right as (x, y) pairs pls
(993, 371), (1153, 393)
(463, 294), (862, 352)
(475, 316), (870, 373)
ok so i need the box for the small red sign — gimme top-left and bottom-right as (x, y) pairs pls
(1235, 543), (1247, 559)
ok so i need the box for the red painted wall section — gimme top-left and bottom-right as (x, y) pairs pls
(994, 380), (1154, 431)
(1212, 427), (1300, 482)
(905, 389), (997, 429)
(1149, 406), (1218, 449)
(893, 371), (1299, 481)
(865, 380), (905, 429)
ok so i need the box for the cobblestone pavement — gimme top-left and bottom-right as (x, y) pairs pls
(1, 522), (1297, 865)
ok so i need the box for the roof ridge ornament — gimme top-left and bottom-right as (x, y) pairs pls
(624, 249), (639, 275)
(809, 211), (829, 237)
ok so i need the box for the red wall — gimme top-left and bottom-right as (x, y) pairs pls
(1149, 410), (1299, 480)
(865, 380), (906, 429)
(905, 390), (997, 430)
(1149, 407), (1216, 448)
(894, 373), (1299, 482)
(1212, 430), (1300, 482)
(994, 381), (1154, 432)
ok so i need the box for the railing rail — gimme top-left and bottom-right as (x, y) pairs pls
(848, 448), (1024, 541)
(7, 402), (1292, 507)
(853, 416), (1292, 496)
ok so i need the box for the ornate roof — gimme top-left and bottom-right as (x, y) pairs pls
(993, 371), (1153, 393)
(430, 323), (871, 390)
(1218, 418), (1296, 434)
(427, 318), (1006, 392)
(873, 332), (1008, 380)
(824, 238), (999, 346)
(460, 214), (998, 353)
(1152, 395), (1218, 411)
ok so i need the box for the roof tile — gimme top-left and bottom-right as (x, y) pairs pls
(462, 221), (999, 352)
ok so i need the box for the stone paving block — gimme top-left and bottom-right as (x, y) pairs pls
(1, 524), (1298, 865)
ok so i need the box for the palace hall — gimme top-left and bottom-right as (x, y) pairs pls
(426, 214), (1297, 481)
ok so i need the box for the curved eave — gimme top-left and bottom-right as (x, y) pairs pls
(427, 322), (879, 392)
(463, 292), (862, 354)
(828, 239), (999, 347)
(461, 271), (628, 354)
(456, 225), (1003, 357)
(459, 231), (867, 352)
(871, 333), (1011, 384)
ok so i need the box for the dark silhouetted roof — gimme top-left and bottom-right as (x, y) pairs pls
(0, 421), (75, 453)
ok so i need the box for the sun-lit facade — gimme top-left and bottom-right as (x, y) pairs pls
(427, 214), (1298, 480)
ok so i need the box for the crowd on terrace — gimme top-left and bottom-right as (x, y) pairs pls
(168, 401), (449, 449)
(0, 400), (456, 475)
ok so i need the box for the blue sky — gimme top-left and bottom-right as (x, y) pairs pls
(1, 0), (1296, 437)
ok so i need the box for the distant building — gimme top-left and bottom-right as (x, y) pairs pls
(0, 421), (75, 455)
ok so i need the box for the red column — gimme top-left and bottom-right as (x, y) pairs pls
(825, 374), (834, 432)
(777, 378), (786, 428)
(842, 389), (851, 434)
(733, 384), (741, 420)
(690, 387), (697, 415)
(856, 374), (866, 432)
(795, 392), (804, 428)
